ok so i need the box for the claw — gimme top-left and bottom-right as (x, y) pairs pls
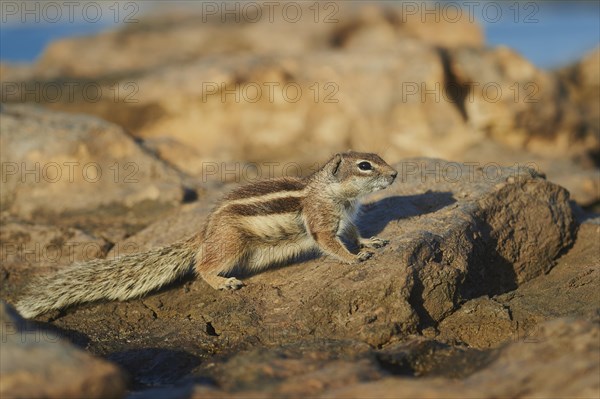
(361, 237), (389, 249)
(356, 250), (374, 262)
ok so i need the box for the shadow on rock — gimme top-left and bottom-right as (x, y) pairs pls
(375, 339), (499, 379)
(461, 220), (519, 300)
(106, 348), (203, 389)
(30, 321), (92, 349)
(4, 306), (92, 349)
(358, 191), (457, 237)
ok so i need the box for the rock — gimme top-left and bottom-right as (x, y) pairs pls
(0, 221), (109, 303)
(0, 3), (482, 170)
(323, 318), (599, 399)
(196, 340), (381, 394)
(322, 377), (476, 399)
(372, 338), (493, 379)
(466, 319), (600, 397)
(460, 139), (600, 207)
(134, 318), (598, 398)
(447, 46), (599, 164)
(438, 221), (599, 348)
(33, 159), (575, 368)
(500, 222), (599, 321)
(106, 199), (219, 257)
(0, 2), (596, 394)
(329, 3), (483, 51)
(558, 47), (600, 165)
(18, 3), (482, 80)
(0, 301), (127, 399)
(0, 222), (109, 270)
(390, 4), (483, 49)
(124, 337), (494, 398)
(1, 6), (596, 206)
(463, 318), (599, 398)
(0, 104), (187, 219)
(436, 297), (516, 348)
(1, 158), (591, 396)
(4, 40), (597, 208)
(30, 46), (469, 177)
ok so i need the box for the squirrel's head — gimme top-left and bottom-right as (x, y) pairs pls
(320, 151), (398, 199)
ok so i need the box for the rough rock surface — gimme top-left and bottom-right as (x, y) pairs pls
(323, 318), (599, 399)
(138, 317), (597, 398)
(99, 159), (576, 344)
(0, 301), (127, 399)
(438, 221), (599, 348)
(3, 158), (589, 397)
(0, 104), (187, 218)
(0, 221), (110, 302)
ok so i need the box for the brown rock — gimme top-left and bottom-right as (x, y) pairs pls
(2, 7), (596, 205)
(324, 318), (599, 399)
(155, 319), (597, 399)
(464, 318), (600, 398)
(0, 104), (186, 219)
(27, 48), (596, 205)
(1, 159), (586, 396)
(106, 199), (219, 257)
(438, 221), (599, 348)
(436, 297), (516, 348)
(23, 3), (482, 80)
(33, 46), (468, 177)
(0, 221), (109, 303)
(447, 46), (599, 163)
(0, 3), (596, 397)
(0, 222), (109, 270)
(0, 3), (482, 173)
(462, 139), (600, 206)
(558, 47), (600, 164)
(500, 221), (599, 321)
(41, 159), (575, 357)
(0, 301), (127, 399)
(1, 2), (597, 208)
(392, 4), (483, 49)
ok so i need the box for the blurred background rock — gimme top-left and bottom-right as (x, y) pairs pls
(1, 0), (599, 209)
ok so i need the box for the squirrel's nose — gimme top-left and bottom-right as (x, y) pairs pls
(391, 171), (398, 179)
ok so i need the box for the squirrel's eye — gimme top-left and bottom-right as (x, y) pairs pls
(358, 161), (372, 171)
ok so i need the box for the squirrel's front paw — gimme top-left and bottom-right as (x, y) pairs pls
(360, 237), (389, 249)
(356, 250), (374, 262)
(219, 277), (245, 290)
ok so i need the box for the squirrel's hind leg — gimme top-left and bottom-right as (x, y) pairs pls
(194, 228), (246, 290)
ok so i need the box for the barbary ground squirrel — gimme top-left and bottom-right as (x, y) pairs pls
(16, 152), (398, 318)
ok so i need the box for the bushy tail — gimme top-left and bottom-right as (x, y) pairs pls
(15, 239), (197, 318)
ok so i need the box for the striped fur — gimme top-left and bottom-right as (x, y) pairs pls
(16, 238), (197, 318)
(15, 152), (397, 318)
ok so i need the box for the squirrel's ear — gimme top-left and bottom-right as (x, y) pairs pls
(327, 153), (343, 176)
